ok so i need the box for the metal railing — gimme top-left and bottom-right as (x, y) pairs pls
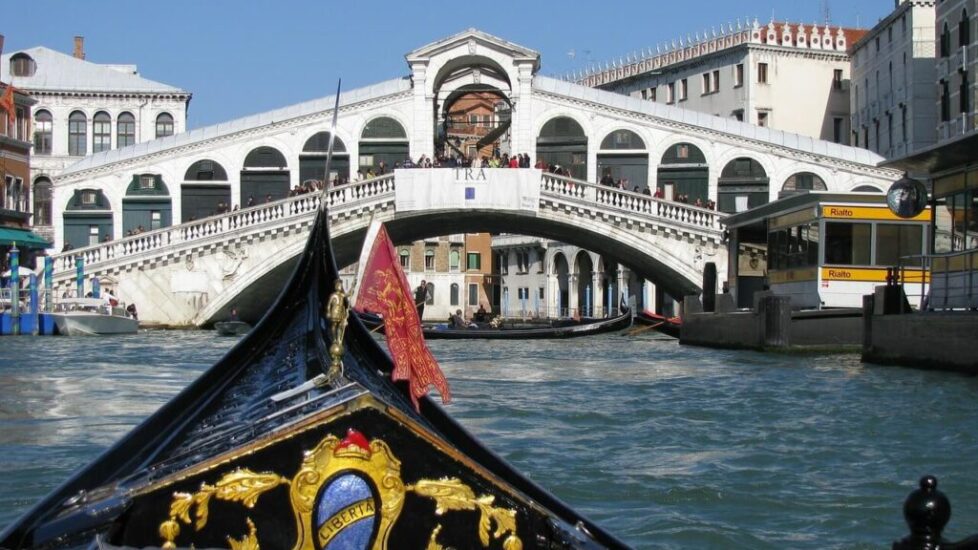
(899, 249), (978, 311)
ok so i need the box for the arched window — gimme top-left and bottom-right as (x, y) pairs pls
(424, 248), (435, 271)
(361, 117), (407, 139)
(782, 172), (827, 191)
(244, 146), (287, 168)
(449, 249), (460, 271)
(717, 157), (768, 213)
(301, 131), (350, 184)
(450, 283), (460, 306)
(9, 53), (36, 77)
(33, 110), (52, 155)
(155, 112), (174, 138)
(93, 111), (111, 153)
(32, 177), (53, 225)
(184, 159), (228, 181)
(425, 282), (435, 305)
(68, 111), (87, 156)
(399, 248), (410, 269)
(960, 9), (971, 47)
(851, 185), (883, 193)
(599, 129), (645, 150)
(117, 112), (135, 148)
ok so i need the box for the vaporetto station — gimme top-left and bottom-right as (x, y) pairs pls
(48, 30), (898, 326)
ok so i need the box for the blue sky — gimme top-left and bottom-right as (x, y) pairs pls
(16, 0), (895, 129)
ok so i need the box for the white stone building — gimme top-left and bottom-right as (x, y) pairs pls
(850, 1), (937, 159)
(0, 37), (190, 242)
(935, 0), (977, 142)
(575, 19), (865, 147)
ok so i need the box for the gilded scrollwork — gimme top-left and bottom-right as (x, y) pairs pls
(156, 430), (520, 550)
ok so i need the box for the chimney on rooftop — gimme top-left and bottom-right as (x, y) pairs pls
(73, 36), (85, 60)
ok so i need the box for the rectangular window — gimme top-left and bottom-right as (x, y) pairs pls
(901, 107), (907, 142)
(641, 89), (648, 100)
(150, 211), (162, 230)
(89, 225), (100, 246)
(399, 251), (410, 269)
(757, 111), (769, 127)
(702, 73), (710, 94)
(712, 70), (720, 92)
(466, 252), (481, 270)
(824, 222), (872, 265)
(732, 109), (744, 122)
(833, 117), (844, 143)
(82, 191), (97, 205)
(666, 82), (675, 103)
(757, 62), (768, 84)
(649, 87), (656, 102)
(424, 250), (435, 271)
(468, 283), (478, 306)
(139, 175), (155, 189)
(833, 69), (843, 90)
(876, 224), (923, 266)
(734, 63), (744, 87)
(679, 78), (688, 101)
(450, 284), (459, 306)
(538, 287), (545, 299)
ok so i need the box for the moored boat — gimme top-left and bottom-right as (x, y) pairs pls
(635, 310), (681, 338)
(358, 309), (632, 339)
(50, 297), (138, 336)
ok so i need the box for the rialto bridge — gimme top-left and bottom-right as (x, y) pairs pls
(45, 29), (898, 325)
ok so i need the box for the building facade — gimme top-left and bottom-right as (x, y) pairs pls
(576, 19), (865, 145)
(850, 0), (937, 159)
(0, 36), (190, 243)
(0, 73), (42, 271)
(936, 0), (977, 141)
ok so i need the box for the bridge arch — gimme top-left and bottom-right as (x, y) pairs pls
(357, 115), (409, 174)
(63, 188), (113, 248)
(424, 50), (515, 101)
(242, 145), (290, 203)
(656, 140), (710, 205)
(851, 183), (884, 192)
(181, 158), (232, 221)
(300, 130), (350, 185)
(717, 156), (770, 213)
(122, 174), (172, 234)
(597, 127), (650, 192)
(536, 115), (589, 179)
(771, 162), (834, 192)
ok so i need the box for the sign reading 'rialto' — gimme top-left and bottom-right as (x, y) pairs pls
(394, 168), (541, 212)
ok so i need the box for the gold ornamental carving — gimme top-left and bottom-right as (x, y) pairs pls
(158, 429), (521, 549)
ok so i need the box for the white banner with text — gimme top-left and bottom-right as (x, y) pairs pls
(394, 168), (541, 213)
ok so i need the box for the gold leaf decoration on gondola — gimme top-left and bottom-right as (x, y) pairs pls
(407, 477), (521, 548)
(227, 518), (259, 550)
(161, 469), (289, 548)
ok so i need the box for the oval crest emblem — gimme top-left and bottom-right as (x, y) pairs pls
(314, 472), (379, 550)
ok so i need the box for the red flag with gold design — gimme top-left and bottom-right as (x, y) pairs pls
(352, 223), (451, 410)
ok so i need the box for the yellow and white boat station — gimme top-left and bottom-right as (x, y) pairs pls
(722, 192), (930, 310)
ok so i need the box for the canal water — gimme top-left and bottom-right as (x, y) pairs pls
(0, 330), (976, 549)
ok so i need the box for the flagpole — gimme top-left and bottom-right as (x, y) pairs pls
(319, 79), (342, 211)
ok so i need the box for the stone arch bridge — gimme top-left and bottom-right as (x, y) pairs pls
(49, 170), (724, 326)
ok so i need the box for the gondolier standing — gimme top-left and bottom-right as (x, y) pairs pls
(415, 280), (429, 320)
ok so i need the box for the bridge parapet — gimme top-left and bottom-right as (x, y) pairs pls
(540, 173), (723, 235)
(52, 174), (397, 279)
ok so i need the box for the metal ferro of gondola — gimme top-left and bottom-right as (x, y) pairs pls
(0, 84), (630, 549)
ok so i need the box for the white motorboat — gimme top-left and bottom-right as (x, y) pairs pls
(50, 298), (138, 336)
